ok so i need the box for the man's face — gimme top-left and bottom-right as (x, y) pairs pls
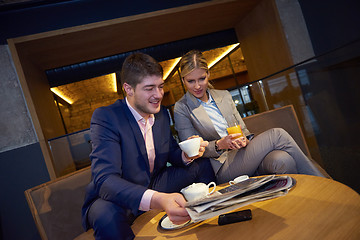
(125, 75), (164, 118)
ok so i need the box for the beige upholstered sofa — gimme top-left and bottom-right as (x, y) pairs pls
(25, 166), (94, 240)
(24, 105), (330, 240)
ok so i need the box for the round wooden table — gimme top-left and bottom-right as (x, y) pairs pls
(131, 174), (360, 239)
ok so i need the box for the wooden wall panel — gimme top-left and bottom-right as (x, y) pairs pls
(235, 0), (293, 81)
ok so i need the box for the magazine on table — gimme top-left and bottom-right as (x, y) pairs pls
(185, 175), (296, 222)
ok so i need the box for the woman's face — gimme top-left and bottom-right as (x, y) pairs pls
(182, 68), (209, 102)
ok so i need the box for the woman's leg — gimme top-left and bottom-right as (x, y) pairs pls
(216, 128), (324, 183)
(257, 150), (297, 175)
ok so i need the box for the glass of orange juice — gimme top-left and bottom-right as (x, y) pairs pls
(226, 115), (244, 139)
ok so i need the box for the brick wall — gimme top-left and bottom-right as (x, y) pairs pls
(59, 91), (122, 133)
(56, 48), (248, 134)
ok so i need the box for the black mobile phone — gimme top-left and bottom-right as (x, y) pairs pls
(218, 209), (252, 226)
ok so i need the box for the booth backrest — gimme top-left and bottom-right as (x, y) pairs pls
(243, 105), (311, 157)
(243, 105), (330, 178)
(25, 166), (92, 240)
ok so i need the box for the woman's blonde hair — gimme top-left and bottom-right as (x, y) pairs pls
(179, 50), (214, 89)
(179, 50), (209, 78)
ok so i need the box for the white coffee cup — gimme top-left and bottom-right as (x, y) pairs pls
(179, 137), (201, 157)
(180, 182), (216, 202)
(229, 175), (249, 185)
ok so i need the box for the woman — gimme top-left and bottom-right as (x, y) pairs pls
(174, 50), (324, 184)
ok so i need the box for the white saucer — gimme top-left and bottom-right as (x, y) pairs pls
(159, 214), (192, 230)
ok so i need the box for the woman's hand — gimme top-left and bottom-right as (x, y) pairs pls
(217, 135), (248, 150)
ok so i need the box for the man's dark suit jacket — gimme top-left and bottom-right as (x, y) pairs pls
(82, 99), (185, 230)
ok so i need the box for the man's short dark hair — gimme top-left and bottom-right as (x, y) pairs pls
(121, 52), (163, 88)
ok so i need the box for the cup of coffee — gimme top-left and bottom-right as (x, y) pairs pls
(180, 182), (216, 202)
(179, 137), (201, 157)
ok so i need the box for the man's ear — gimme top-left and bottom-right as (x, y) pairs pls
(123, 83), (134, 96)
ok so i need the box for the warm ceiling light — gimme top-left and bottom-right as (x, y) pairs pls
(111, 73), (117, 92)
(208, 43), (240, 68)
(163, 57), (181, 80)
(50, 88), (74, 104)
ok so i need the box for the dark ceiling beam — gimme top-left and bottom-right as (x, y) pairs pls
(46, 29), (238, 87)
(10, 0), (262, 70)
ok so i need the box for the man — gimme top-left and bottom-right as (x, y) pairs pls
(82, 52), (215, 240)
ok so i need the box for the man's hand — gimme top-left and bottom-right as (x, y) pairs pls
(150, 192), (190, 225)
(184, 135), (209, 160)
